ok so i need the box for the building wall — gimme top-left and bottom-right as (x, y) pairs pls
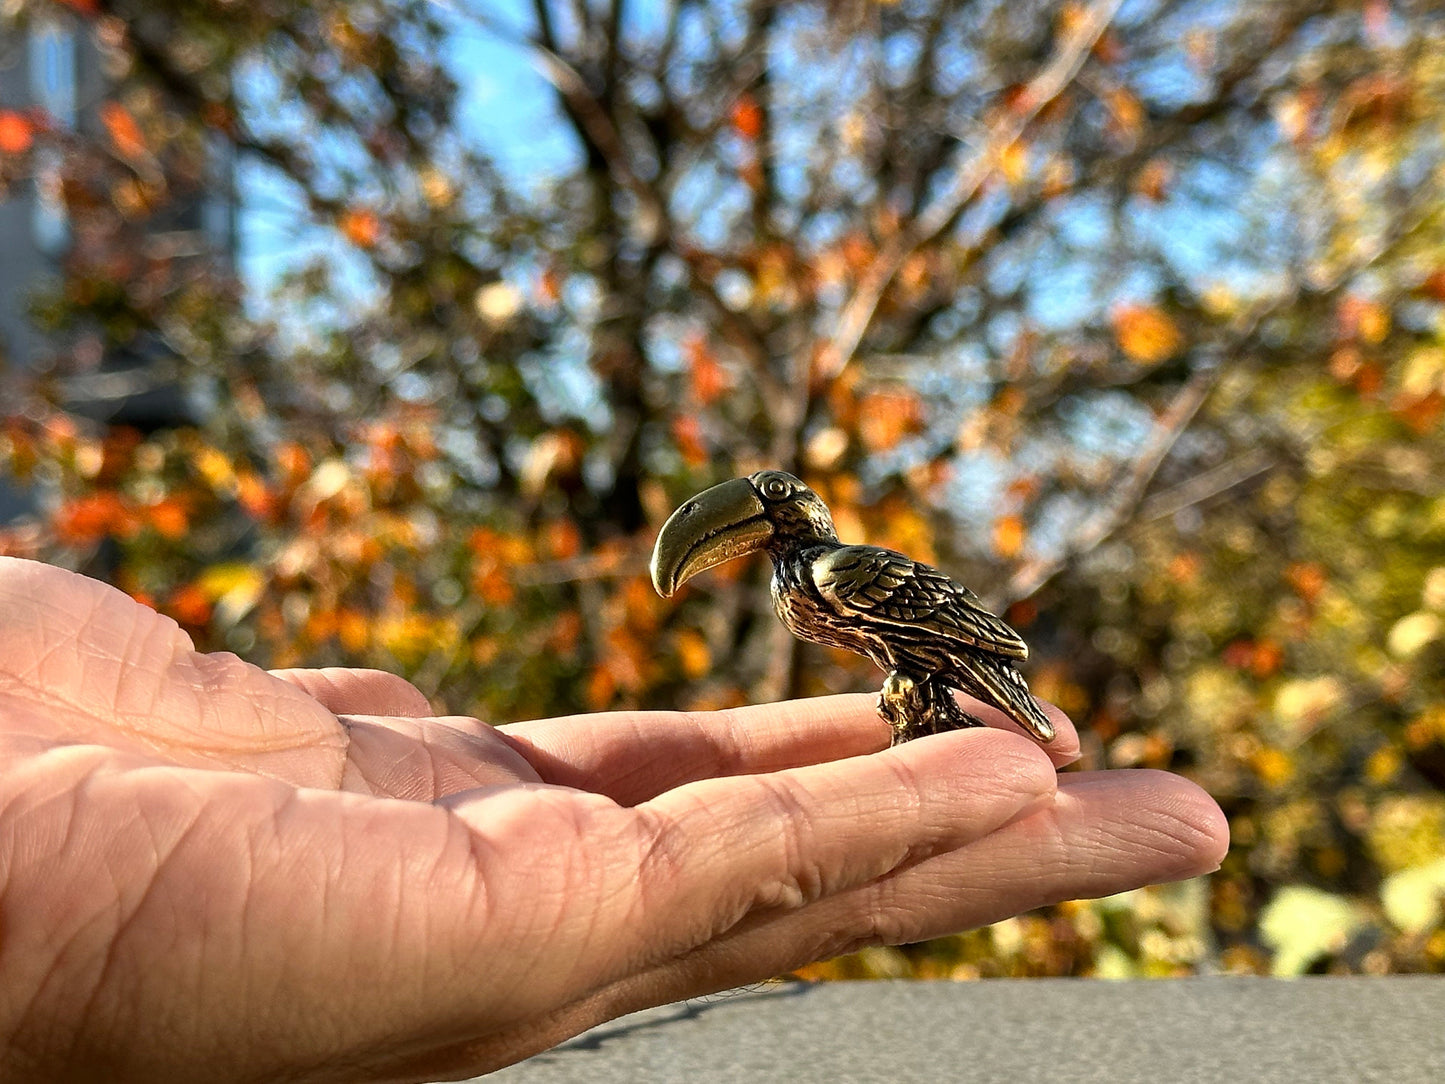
(1, 17), (234, 519)
(0, 22), (72, 374)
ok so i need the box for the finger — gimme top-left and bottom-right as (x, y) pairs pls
(269, 667), (435, 718)
(339, 730), (1060, 1078)
(502, 691), (1079, 806)
(623, 727), (1058, 965)
(434, 768), (1224, 1075)
(636, 768), (1226, 998)
(437, 727), (1055, 1053)
(337, 715), (542, 799)
(501, 693), (892, 805)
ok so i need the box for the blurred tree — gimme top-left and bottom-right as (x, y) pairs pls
(1, 0), (1442, 979)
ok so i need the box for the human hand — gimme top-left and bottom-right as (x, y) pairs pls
(0, 557), (1227, 1081)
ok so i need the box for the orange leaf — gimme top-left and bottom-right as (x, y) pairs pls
(684, 333), (729, 406)
(585, 664), (616, 711)
(274, 442), (312, 486)
(1133, 158), (1173, 202)
(730, 94), (764, 141)
(1251, 639), (1284, 679)
(546, 611), (583, 655)
(675, 629), (711, 679)
(671, 414), (708, 467)
(1222, 639), (1255, 669)
(992, 514), (1026, 559)
(147, 497), (189, 540)
(1168, 551), (1201, 584)
(100, 102), (147, 159)
(1353, 361), (1384, 399)
(1006, 599), (1037, 628)
(168, 584), (212, 627)
(0, 110), (35, 155)
(236, 470), (280, 522)
(1393, 390), (1444, 434)
(338, 609), (369, 652)
(542, 518), (582, 560)
(536, 265), (562, 306)
(54, 492), (133, 545)
(340, 208), (382, 248)
(857, 389), (925, 453)
(1112, 304), (1183, 364)
(1337, 296), (1390, 344)
(470, 560), (515, 607)
(1104, 87), (1145, 145)
(1004, 475), (1041, 502)
(1285, 562), (1328, 603)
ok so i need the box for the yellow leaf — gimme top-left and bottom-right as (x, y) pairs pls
(1388, 611), (1441, 658)
(1382, 858), (1445, 935)
(475, 281), (523, 325)
(675, 629), (711, 679)
(998, 140), (1028, 186)
(1273, 676), (1345, 733)
(992, 514), (1026, 559)
(196, 563), (265, 625)
(192, 444), (238, 493)
(1250, 746), (1294, 787)
(1105, 87), (1145, 144)
(1112, 304), (1184, 364)
(1259, 887), (1361, 976)
(857, 389), (924, 452)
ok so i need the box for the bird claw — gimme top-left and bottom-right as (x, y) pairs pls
(878, 672), (987, 745)
(877, 671), (921, 745)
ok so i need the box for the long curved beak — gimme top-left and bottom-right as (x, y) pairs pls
(650, 477), (773, 597)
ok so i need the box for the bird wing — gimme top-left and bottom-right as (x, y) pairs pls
(811, 545), (1029, 660)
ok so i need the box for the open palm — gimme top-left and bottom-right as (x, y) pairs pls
(0, 557), (1227, 1082)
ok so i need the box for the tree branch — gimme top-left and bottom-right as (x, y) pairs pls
(1002, 365), (1216, 604)
(815, 0), (1125, 384)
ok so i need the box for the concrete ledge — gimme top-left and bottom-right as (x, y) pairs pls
(486, 976), (1445, 1082)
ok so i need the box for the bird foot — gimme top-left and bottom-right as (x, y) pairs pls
(877, 671), (924, 744)
(878, 673), (987, 745)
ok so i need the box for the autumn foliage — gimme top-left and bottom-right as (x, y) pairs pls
(1, 0), (1444, 983)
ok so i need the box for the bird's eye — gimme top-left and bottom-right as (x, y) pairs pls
(762, 476), (792, 500)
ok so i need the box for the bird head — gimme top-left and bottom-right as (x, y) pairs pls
(650, 470), (838, 597)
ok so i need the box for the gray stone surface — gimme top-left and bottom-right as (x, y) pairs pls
(484, 976), (1445, 1083)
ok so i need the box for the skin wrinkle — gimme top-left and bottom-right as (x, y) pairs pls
(747, 773), (818, 912)
(681, 707), (750, 778)
(443, 787), (616, 1003)
(630, 793), (788, 972)
(78, 775), (303, 1076)
(23, 766), (178, 1072)
(233, 793), (275, 1046)
(2, 657), (341, 787)
(0, 764), (91, 1066)
(0, 567), (346, 786)
(499, 696), (898, 807)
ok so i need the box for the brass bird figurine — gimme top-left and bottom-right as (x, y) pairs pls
(650, 470), (1054, 745)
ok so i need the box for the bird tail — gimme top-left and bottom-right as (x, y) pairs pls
(952, 654), (1056, 743)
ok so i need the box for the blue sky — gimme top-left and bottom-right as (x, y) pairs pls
(238, 0), (573, 306)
